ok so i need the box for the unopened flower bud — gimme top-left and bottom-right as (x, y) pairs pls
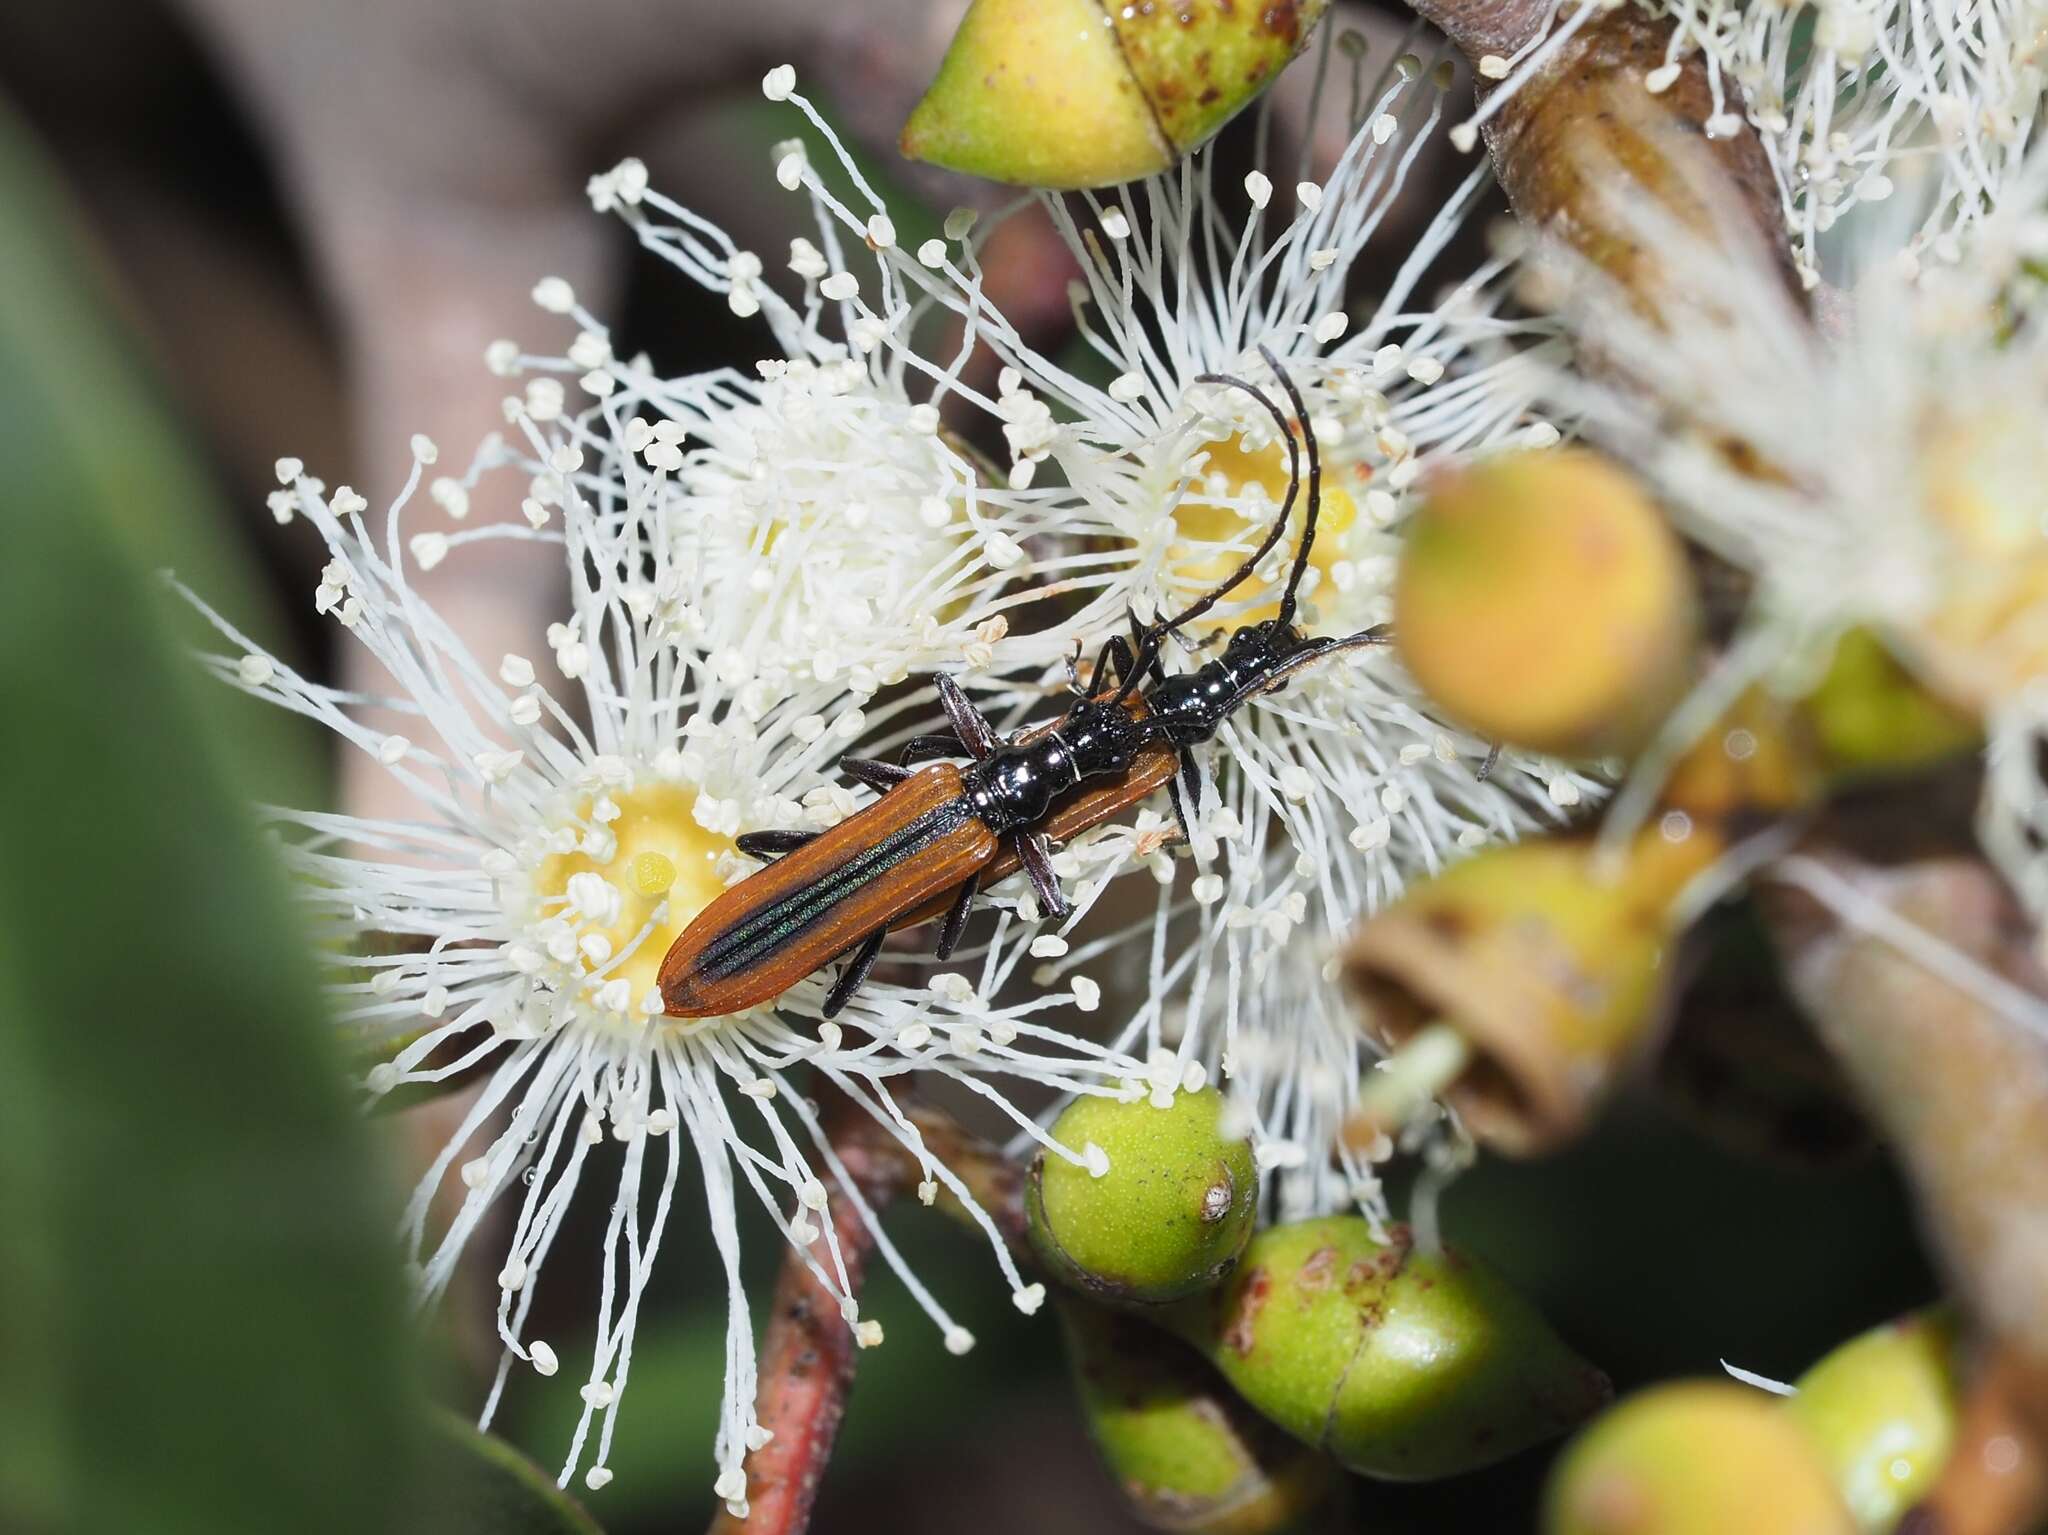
(1660, 687), (1823, 820)
(1395, 449), (1699, 760)
(1029, 1087), (1257, 1305)
(1801, 627), (1980, 786)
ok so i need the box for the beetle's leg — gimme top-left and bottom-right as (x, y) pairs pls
(935, 672), (1001, 760)
(934, 878), (979, 960)
(1166, 753), (1202, 847)
(1064, 638), (1087, 696)
(899, 734), (964, 765)
(1014, 832), (1071, 920)
(1476, 742), (1502, 783)
(841, 758), (912, 793)
(1096, 635), (1135, 690)
(735, 829), (819, 860)
(822, 927), (889, 1018)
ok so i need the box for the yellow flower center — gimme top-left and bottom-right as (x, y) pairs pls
(1165, 433), (1360, 625)
(1910, 405), (2048, 711)
(533, 785), (737, 1019)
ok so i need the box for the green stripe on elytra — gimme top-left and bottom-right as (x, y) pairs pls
(695, 796), (976, 982)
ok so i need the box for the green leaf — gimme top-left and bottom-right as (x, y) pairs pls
(417, 1413), (604, 1535)
(0, 96), (322, 809)
(0, 109), (415, 1535)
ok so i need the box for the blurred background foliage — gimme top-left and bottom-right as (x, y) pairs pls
(0, 80), (609, 1535)
(0, 3), (1935, 1531)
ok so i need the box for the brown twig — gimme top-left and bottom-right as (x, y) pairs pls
(705, 1094), (1030, 1535)
(706, 1095), (896, 1535)
(1403, 0), (1798, 308)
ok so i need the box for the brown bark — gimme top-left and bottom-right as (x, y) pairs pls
(1405, 0), (1799, 309)
(1762, 852), (2048, 1459)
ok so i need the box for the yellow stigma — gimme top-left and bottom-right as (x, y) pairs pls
(630, 851), (678, 898)
(1164, 432), (1359, 626)
(533, 786), (735, 1020)
(1910, 404), (2048, 713)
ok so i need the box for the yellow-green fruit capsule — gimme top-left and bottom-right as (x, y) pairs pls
(1344, 827), (1723, 1155)
(1785, 1309), (1962, 1533)
(901, 0), (1331, 190)
(1172, 1217), (1609, 1481)
(1031, 1087), (1259, 1304)
(1659, 687), (1823, 821)
(1395, 449), (1700, 760)
(1802, 627), (1981, 786)
(1546, 1383), (1855, 1535)
(1059, 1299), (1336, 1534)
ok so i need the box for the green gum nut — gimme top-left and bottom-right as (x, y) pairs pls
(1030, 1087), (1259, 1305)
(1059, 1298), (1336, 1534)
(1169, 1216), (1610, 1481)
(1545, 1383), (1855, 1535)
(900, 0), (1332, 190)
(1784, 1308), (1962, 1533)
(1802, 627), (1982, 786)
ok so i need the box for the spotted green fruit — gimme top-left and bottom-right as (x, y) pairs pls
(1785, 1308), (1961, 1533)
(1171, 1216), (1609, 1481)
(1546, 1383), (1854, 1534)
(1060, 1299), (1335, 1534)
(901, 0), (1331, 190)
(1030, 1088), (1258, 1305)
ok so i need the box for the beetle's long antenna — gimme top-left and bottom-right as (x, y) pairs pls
(1159, 370), (1299, 639)
(1108, 370), (1302, 705)
(1110, 354), (1327, 707)
(1257, 345), (1321, 631)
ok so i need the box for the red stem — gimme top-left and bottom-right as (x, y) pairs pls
(705, 1096), (1026, 1535)
(706, 1103), (893, 1535)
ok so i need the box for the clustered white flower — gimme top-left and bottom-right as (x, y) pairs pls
(1522, 115), (2048, 946)
(187, 436), (1138, 1509)
(711, 45), (1596, 1229)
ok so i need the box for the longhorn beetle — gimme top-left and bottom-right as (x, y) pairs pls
(658, 349), (1392, 1019)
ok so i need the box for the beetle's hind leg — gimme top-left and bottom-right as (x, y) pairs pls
(736, 829), (820, 860)
(822, 928), (889, 1018)
(1166, 755), (1203, 848)
(1015, 832), (1072, 920)
(935, 878), (978, 960)
(1132, 620), (1205, 848)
